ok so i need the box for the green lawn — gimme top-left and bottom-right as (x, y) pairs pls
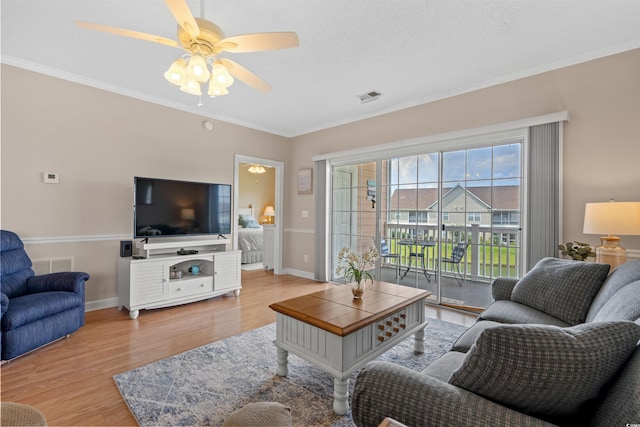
(388, 241), (520, 278)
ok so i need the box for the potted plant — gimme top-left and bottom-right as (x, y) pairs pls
(558, 241), (596, 261)
(335, 246), (379, 298)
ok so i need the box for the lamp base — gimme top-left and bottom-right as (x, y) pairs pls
(595, 236), (626, 270)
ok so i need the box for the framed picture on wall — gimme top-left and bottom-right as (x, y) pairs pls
(297, 168), (313, 194)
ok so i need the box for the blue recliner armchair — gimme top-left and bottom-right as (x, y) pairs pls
(0, 230), (90, 361)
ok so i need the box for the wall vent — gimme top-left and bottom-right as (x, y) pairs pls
(357, 91), (382, 104)
(32, 257), (74, 275)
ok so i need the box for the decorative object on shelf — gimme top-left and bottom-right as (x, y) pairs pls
(189, 264), (201, 275)
(297, 168), (313, 195)
(558, 241), (595, 261)
(264, 206), (275, 224)
(583, 200), (640, 269)
(335, 246), (378, 299)
(76, 0), (299, 102)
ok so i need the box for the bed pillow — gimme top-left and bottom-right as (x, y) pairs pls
(511, 257), (610, 325)
(239, 214), (260, 228)
(448, 321), (640, 417)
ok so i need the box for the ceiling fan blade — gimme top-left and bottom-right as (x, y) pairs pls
(75, 20), (179, 47)
(164, 0), (200, 39)
(219, 32), (299, 53)
(219, 58), (272, 93)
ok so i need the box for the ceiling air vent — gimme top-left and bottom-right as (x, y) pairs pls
(358, 91), (382, 104)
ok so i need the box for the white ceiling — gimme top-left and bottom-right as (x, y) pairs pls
(2, 1), (640, 137)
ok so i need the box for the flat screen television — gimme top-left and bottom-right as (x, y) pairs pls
(134, 177), (231, 239)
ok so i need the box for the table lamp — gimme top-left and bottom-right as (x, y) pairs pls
(583, 200), (640, 269)
(264, 206), (275, 224)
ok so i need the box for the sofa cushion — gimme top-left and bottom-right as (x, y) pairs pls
(450, 320), (503, 353)
(511, 257), (609, 325)
(448, 321), (640, 417)
(591, 280), (640, 323)
(586, 260), (640, 322)
(591, 345), (640, 426)
(1, 292), (83, 330)
(422, 351), (466, 382)
(479, 300), (571, 327)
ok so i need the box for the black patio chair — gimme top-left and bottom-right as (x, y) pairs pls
(380, 238), (400, 278)
(441, 242), (469, 286)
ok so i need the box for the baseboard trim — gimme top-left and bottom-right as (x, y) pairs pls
(282, 268), (316, 280)
(86, 297), (119, 312)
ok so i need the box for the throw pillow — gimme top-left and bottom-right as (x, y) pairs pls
(511, 257), (610, 325)
(448, 321), (640, 417)
(238, 214), (257, 228)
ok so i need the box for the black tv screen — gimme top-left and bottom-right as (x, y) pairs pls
(134, 177), (231, 238)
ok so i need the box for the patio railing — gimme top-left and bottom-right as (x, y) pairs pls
(383, 222), (522, 282)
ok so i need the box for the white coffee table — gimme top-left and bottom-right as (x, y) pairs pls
(269, 281), (431, 415)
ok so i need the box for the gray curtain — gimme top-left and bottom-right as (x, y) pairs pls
(314, 160), (327, 281)
(527, 122), (561, 270)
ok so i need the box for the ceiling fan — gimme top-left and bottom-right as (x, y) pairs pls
(76, 0), (299, 99)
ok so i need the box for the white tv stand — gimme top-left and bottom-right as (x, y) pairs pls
(118, 238), (241, 319)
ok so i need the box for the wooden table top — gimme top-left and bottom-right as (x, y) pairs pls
(269, 281), (431, 337)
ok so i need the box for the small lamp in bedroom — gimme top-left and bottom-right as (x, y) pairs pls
(264, 206), (275, 224)
(583, 200), (640, 269)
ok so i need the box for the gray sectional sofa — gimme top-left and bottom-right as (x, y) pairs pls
(352, 258), (640, 427)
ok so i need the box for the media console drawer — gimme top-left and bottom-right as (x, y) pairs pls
(169, 277), (214, 297)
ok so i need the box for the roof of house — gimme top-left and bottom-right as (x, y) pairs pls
(389, 184), (520, 211)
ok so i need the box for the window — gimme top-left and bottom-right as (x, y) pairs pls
(408, 211), (429, 223)
(467, 212), (481, 222)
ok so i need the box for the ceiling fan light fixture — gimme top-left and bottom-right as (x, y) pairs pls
(208, 81), (229, 97)
(211, 61), (234, 88)
(186, 54), (210, 82)
(248, 164), (266, 174)
(180, 79), (202, 95)
(164, 57), (187, 86)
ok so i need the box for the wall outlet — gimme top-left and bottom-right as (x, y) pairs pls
(304, 254), (309, 263)
(301, 210), (309, 218)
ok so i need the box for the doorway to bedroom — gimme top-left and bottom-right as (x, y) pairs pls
(234, 155), (284, 274)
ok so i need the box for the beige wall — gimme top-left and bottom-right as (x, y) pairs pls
(2, 49), (640, 307)
(287, 48), (640, 274)
(1, 65), (290, 306)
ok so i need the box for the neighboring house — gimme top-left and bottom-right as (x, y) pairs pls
(388, 184), (521, 241)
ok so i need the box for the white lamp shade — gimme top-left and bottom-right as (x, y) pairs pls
(164, 58), (187, 86)
(207, 80), (229, 97)
(264, 206), (275, 217)
(211, 61), (234, 88)
(583, 202), (640, 236)
(180, 79), (202, 95)
(186, 55), (211, 83)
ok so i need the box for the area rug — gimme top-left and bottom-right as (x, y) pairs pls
(114, 318), (466, 426)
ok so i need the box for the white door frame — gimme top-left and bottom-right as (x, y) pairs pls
(234, 154), (284, 274)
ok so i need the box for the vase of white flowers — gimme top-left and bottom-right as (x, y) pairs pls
(335, 246), (379, 298)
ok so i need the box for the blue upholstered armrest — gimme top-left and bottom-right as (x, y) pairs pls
(27, 272), (89, 294)
(352, 361), (555, 427)
(491, 277), (519, 301)
(0, 293), (9, 314)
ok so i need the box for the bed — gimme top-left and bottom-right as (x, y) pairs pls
(238, 208), (264, 264)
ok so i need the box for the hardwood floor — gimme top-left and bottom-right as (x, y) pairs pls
(0, 270), (477, 426)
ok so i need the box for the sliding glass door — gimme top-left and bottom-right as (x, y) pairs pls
(330, 137), (524, 311)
